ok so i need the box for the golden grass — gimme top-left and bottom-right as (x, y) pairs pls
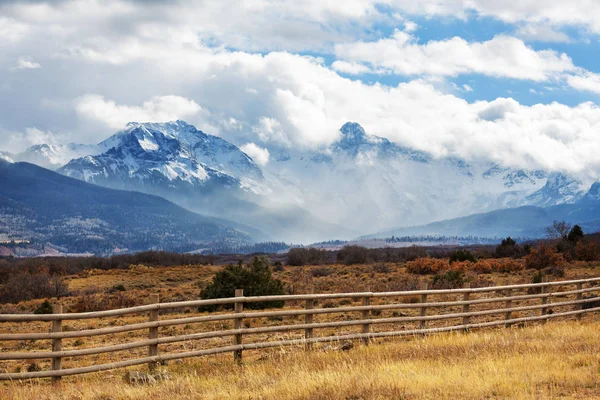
(3, 319), (600, 400)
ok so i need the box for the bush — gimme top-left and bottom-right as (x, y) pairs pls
(112, 284), (126, 292)
(34, 300), (53, 315)
(449, 249), (476, 264)
(286, 248), (329, 266)
(337, 246), (369, 265)
(71, 292), (138, 313)
(432, 270), (465, 289)
(575, 240), (600, 261)
(199, 256), (285, 311)
(0, 272), (69, 303)
(524, 244), (566, 270)
(310, 266), (333, 278)
(406, 258), (448, 275)
(495, 237), (523, 258)
(372, 263), (391, 273)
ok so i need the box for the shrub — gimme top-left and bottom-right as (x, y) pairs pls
(567, 225), (584, 243)
(0, 272), (69, 303)
(310, 266), (333, 278)
(372, 263), (391, 273)
(287, 248), (329, 266)
(432, 270), (465, 289)
(524, 244), (566, 270)
(71, 292), (138, 313)
(495, 237), (522, 258)
(405, 258), (448, 275)
(337, 246), (369, 265)
(199, 256), (285, 311)
(449, 249), (476, 264)
(272, 261), (284, 271)
(471, 260), (493, 274)
(112, 284), (126, 292)
(34, 300), (53, 315)
(575, 240), (600, 261)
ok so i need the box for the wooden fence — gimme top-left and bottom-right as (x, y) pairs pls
(1, 277), (600, 381)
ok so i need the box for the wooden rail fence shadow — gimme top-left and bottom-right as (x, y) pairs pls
(1, 277), (599, 381)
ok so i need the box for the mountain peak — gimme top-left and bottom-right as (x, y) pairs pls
(340, 122), (367, 138)
(337, 122), (371, 151)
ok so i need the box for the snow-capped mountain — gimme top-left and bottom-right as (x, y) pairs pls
(525, 172), (585, 206)
(263, 122), (583, 234)
(52, 121), (350, 243)
(60, 121), (264, 195)
(3, 120), (590, 243)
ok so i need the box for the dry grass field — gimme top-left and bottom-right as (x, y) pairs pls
(2, 320), (600, 399)
(1, 258), (600, 399)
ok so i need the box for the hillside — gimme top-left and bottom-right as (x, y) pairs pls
(365, 194), (600, 240)
(0, 160), (263, 255)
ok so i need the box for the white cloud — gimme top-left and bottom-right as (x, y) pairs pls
(463, 84), (473, 92)
(1, 127), (59, 153)
(240, 142), (270, 166)
(331, 60), (372, 75)
(12, 57), (41, 70)
(404, 21), (418, 32)
(335, 31), (576, 81)
(0, 17), (29, 44)
(75, 95), (206, 130)
(567, 72), (600, 94)
(516, 24), (572, 43)
(0, 0), (599, 181)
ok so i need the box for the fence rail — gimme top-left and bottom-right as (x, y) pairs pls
(1, 277), (599, 381)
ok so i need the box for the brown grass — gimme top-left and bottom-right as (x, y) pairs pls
(2, 259), (600, 399)
(2, 319), (600, 399)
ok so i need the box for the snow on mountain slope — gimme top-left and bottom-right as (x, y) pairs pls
(6, 120), (588, 243)
(263, 122), (577, 234)
(60, 121), (265, 195)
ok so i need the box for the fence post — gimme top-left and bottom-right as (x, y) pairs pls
(504, 283), (513, 328)
(576, 282), (583, 321)
(234, 289), (244, 363)
(51, 303), (63, 384)
(148, 294), (160, 371)
(541, 277), (549, 323)
(304, 288), (314, 350)
(462, 282), (471, 331)
(361, 288), (371, 345)
(419, 281), (428, 332)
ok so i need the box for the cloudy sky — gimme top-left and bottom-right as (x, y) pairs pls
(2, 0), (600, 178)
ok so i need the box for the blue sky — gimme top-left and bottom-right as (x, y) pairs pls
(1, 0), (600, 179)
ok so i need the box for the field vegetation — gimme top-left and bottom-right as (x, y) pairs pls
(1, 222), (600, 398)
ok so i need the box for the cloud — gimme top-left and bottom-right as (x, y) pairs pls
(12, 56), (41, 69)
(516, 24), (572, 43)
(75, 94), (206, 130)
(331, 60), (372, 75)
(0, 0), (600, 182)
(335, 31), (576, 81)
(240, 142), (270, 166)
(0, 17), (29, 44)
(567, 72), (600, 94)
(1, 127), (59, 153)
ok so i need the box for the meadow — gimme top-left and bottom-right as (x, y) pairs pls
(1, 248), (600, 399)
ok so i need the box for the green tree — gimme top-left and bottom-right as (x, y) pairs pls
(567, 225), (584, 243)
(449, 249), (476, 264)
(199, 256), (285, 311)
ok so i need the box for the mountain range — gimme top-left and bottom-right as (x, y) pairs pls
(1, 120), (598, 251)
(0, 159), (262, 255)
